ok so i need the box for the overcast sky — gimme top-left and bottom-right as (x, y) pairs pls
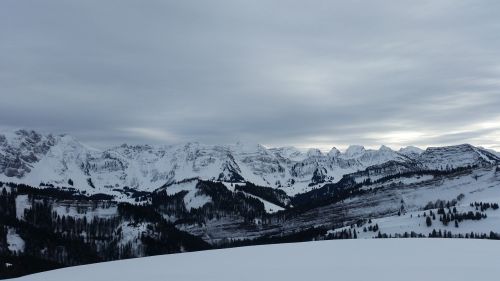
(1, 0), (500, 151)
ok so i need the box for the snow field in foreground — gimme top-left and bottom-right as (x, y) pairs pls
(14, 239), (500, 281)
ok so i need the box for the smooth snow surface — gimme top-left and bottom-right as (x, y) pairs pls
(14, 239), (500, 281)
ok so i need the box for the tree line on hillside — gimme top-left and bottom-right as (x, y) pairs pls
(373, 230), (500, 240)
(0, 183), (210, 279)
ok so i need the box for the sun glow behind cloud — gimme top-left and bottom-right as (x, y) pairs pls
(121, 128), (178, 142)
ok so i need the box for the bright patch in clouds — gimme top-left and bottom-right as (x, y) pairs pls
(121, 128), (178, 142)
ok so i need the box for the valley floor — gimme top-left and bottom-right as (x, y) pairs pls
(12, 239), (500, 281)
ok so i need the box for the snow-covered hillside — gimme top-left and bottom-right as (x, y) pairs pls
(2, 129), (500, 279)
(13, 239), (500, 281)
(1, 129), (498, 198)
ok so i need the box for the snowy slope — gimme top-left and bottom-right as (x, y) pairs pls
(222, 182), (285, 213)
(14, 239), (500, 281)
(162, 179), (212, 211)
(330, 204), (500, 239)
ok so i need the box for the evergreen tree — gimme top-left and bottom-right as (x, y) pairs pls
(426, 216), (432, 227)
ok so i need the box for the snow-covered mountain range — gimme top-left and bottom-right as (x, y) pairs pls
(2, 129), (500, 279)
(1, 129), (499, 197)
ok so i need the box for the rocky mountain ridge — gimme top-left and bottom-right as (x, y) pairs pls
(1, 129), (499, 198)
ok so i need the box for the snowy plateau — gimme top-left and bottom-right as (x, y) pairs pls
(1, 129), (500, 278)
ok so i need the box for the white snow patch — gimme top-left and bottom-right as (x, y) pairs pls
(53, 204), (118, 221)
(15, 195), (30, 220)
(119, 222), (148, 247)
(7, 228), (25, 253)
(183, 191), (211, 210)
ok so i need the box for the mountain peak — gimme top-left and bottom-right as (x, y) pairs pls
(399, 146), (423, 156)
(306, 148), (323, 157)
(327, 147), (341, 157)
(344, 145), (366, 158)
(378, 145), (393, 152)
(270, 146), (304, 160)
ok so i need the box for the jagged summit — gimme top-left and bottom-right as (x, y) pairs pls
(306, 148), (323, 157)
(269, 146), (305, 161)
(399, 146), (424, 157)
(327, 147), (341, 157)
(379, 145), (393, 152)
(343, 145), (366, 158)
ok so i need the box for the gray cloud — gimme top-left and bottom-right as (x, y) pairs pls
(1, 0), (500, 151)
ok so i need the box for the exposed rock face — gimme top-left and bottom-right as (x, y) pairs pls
(418, 144), (499, 170)
(0, 130), (56, 178)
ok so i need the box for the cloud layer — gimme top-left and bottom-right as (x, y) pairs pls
(1, 0), (500, 150)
